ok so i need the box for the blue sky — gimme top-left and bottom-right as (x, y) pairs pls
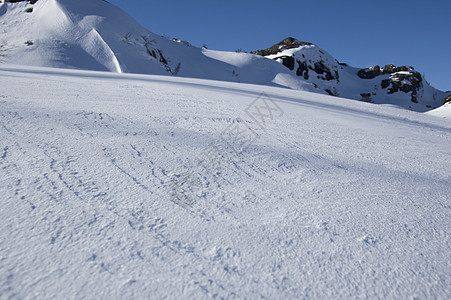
(109, 0), (450, 91)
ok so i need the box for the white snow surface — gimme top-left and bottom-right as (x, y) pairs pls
(427, 102), (451, 119)
(0, 65), (450, 299)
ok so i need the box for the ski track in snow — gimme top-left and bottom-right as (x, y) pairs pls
(0, 66), (450, 299)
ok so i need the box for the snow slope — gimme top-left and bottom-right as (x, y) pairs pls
(0, 65), (450, 299)
(0, 0), (448, 112)
(427, 102), (451, 119)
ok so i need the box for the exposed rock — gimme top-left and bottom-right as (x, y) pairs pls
(157, 49), (168, 64)
(312, 60), (337, 81)
(381, 79), (391, 89)
(295, 60), (309, 80)
(360, 93), (372, 102)
(358, 63), (424, 104)
(251, 37), (312, 56)
(358, 64), (417, 79)
(4, 0), (38, 4)
(325, 89), (335, 96)
(252, 38), (339, 83)
(381, 64), (396, 74)
(380, 70), (422, 103)
(357, 66), (381, 79)
(278, 56), (295, 71)
(382, 64), (411, 74)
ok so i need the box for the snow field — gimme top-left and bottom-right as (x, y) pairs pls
(0, 66), (450, 298)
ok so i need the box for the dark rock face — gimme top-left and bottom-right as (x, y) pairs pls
(357, 66), (381, 79)
(325, 89), (335, 96)
(358, 64), (417, 79)
(380, 68), (422, 103)
(251, 37), (312, 56)
(295, 60), (309, 80)
(358, 64), (423, 103)
(312, 60), (338, 81)
(252, 38), (445, 107)
(278, 56), (295, 71)
(4, 0), (38, 4)
(382, 64), (411, 74)
(290, 59), (339, 82)
(360, 93), (373, 102)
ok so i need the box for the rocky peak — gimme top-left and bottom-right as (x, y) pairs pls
(251, 38), (446, 110)
(251, 37), (312, 56)
(2, 0), (39, 3)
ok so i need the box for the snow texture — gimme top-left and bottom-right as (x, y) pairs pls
(0, 65), (450, 299)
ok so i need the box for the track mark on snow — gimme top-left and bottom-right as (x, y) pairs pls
(130, 144), (142, 157)
(110, 157), (151, 192)
(1, 146), (8, 159)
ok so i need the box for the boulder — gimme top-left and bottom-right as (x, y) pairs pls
(382, 64), (412, 74)
(357, 66), (381, 79)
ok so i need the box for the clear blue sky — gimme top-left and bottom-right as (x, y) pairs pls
(109, 0), (450, 91)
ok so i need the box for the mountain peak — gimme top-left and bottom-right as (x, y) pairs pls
(3, 0), (39, 3)
(251, 37), (313, 56)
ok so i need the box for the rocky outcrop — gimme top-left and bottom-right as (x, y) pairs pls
(358, 64), (423, 103)
(357, 66), (381, 79)
(251, 37), (312, 56)
(278, 56), (295, 71)
(382, 64), (411, 74)
(254, 38), (339, 81)
(312, 60), (338, 81)
(3, 0), (39, 4)
(296, 60), (309, 80)
(381, 67), (422, 103)
(252, 38), (342, 98)
(251, 38), (447, 109)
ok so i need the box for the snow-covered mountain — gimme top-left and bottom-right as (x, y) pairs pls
(0, 0), (449, 112)
(252, 37), (450, 111)
(0, 0), (312, 90)
(1, 1), (451, 298)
